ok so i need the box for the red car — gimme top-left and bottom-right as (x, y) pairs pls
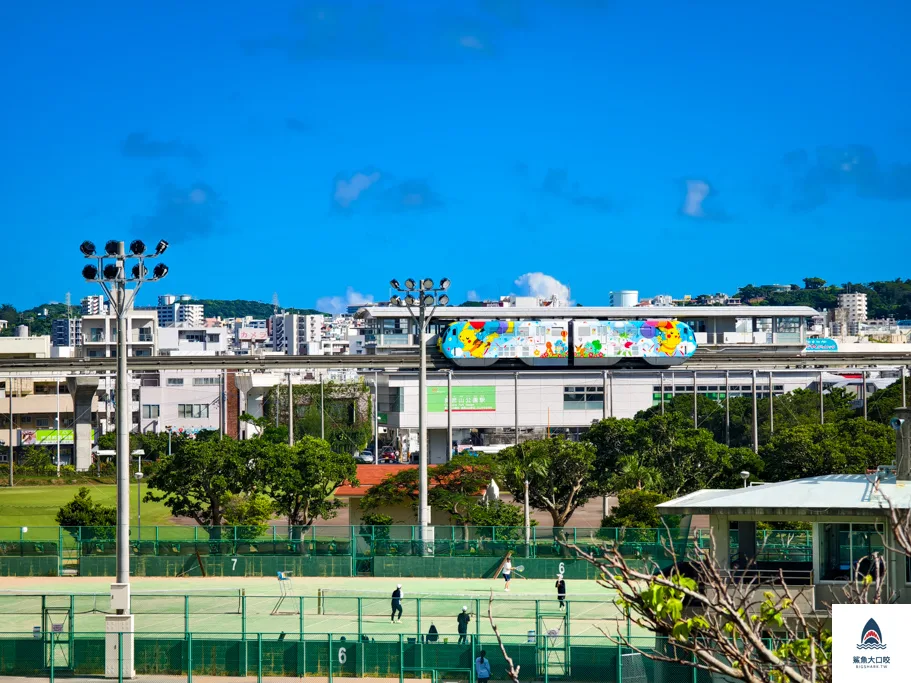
(379, 447), (398, 463)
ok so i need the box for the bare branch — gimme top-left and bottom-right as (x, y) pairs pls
(487, 589), (521, 683)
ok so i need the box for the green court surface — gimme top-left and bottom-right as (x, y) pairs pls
(0, 575), (650, 643)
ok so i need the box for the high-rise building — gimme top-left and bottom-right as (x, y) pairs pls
(52, 318), (82, 347)
(837, 292), (868, 323)
(270, 313), (325, 354)
(157, 295), (204, 327)
(81, 295), (106, 316)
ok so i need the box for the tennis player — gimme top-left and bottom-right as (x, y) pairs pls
(391, 584), (403, 623)
(457, 606), (471, 644)
(503, 558), (512, 591)
(555, 573), (567, 610)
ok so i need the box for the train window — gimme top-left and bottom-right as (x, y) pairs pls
(536, 326), (545, 336)
(578, 326), (591, 336)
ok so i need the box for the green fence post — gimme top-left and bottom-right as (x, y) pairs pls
(184, 595), (189, 635)
(50, 630), (55, 683)
(399, 634), (404, 683)
(187, 631), (193, 683)
(358, 597), (363, 639)
(272, 526), (277, 543)
(350, 524), (356, 577)
(156, 525), (159, 544)
(194, 526), (198, 541)
(544, 634), (549, 683)
(57, 526), (63, 575)
(117, 630), (123, 683)
(299, 596), (304, 638)
(257, 632), (262, 683)
(242, 593), (248, 674)
(328, 632), (333, 683)
(416, 597), (421, 643)
(692, 649), (698, 683)
(616, 635), (621, 683)
(475, 599), (480, 639)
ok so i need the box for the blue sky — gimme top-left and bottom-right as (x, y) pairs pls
(1, 1), (910, 311)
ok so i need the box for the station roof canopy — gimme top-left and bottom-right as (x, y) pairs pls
(657, 473), (911, 518)
(359, 305), (820, 320)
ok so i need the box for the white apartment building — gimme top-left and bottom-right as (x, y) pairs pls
(270, 313), (325, 355)
(138, 371), (223, 436)
(81, 309), (158, 358)
(52, 318), (82, 347)
(158, 326), (229, 356)
(837, 292), (868, 323)
(81, 295), (107, 316)
(157, 295), (204, 327)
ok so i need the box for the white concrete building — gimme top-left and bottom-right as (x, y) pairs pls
(81, 295), (107, 316)
(270, 313), (325, 355)
(157, 295), (204, 327)
(81, 309), (158, 358)
(137, 371), (223, 436)
(837, 292), (868, 323)
(158, 326), (228, 356)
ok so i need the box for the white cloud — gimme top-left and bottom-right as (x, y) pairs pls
(681, 179), (710, 218)
(317, 287), (375, 314)
(466, 290), (480, 301)
(333, 171), (381, 209)
(514, 272), (573, 304)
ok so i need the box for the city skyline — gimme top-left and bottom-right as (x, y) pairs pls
(1, 2), (910, 309)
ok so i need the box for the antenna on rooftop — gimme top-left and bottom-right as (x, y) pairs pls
(272, 292), (280, 315)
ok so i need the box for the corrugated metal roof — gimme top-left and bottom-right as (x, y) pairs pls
(360, 305), (820, 319)
(658, 474), (911, 517)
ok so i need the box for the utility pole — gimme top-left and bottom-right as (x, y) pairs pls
(288, 372), (293, 446)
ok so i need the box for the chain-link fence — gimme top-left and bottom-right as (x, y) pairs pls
(0, 591), (635, 642)
(0, 631), (718, 682)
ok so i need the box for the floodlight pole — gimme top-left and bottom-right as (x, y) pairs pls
(82, 238), (168, 593)
(388, 278), (451, 551)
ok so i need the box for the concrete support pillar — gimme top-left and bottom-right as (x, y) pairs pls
(67, 375), (100, 472)
(708, 515), (730, 570)
(738, 520), (757, 566)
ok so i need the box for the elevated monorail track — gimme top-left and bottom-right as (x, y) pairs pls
(0, 349), (909, 375)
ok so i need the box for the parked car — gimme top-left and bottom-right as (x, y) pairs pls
(379, 447), (398, 463)
(355, 450), (375, 464)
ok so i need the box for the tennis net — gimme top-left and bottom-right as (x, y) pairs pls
(317, 588), (613, 620)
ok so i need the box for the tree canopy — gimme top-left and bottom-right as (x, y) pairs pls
(262, 436), (358, 529)
(496, 438), (603, 528)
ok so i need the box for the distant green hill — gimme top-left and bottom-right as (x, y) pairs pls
(0, 299), (326, 336)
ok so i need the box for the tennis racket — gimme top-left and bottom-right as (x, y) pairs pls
(514, 565), (525, 572)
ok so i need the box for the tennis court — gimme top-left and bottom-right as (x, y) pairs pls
(0, 574), (650, 643)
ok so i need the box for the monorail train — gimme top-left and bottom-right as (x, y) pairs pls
(439, 319), (697, 367)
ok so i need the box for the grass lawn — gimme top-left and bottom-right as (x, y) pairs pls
(0, 483), (178, 532)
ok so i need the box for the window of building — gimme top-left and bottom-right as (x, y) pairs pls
(184, 333), (205, 343)
(389, 387), (405, 413)
(178, 404), (210, 418)
(133, 349), (151, 357)
(206, 334), (219, 343)
(138, 329), (153, 342)
(21, 415), (32, 424)
(167, 378), (184, 386)
(142, 405), (160, 419)
(820, 523), (884, 581)
(193, 377), (219, 386)
(36, 417), (50, 428)
(563, 386), (605, 410)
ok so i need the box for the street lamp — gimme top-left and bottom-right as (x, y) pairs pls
(134, 469), (143, 542)
(165, 425), (173, 456)
(388, 277), (450, 550)
(81, 239), (168, 593)
(740, 471), (750, 488)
